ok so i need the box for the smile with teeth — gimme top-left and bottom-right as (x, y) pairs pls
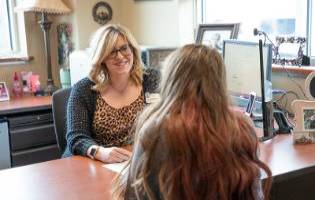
(115, 60), (129, 67)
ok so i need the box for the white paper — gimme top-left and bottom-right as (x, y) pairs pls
(103, 161), (128, 173)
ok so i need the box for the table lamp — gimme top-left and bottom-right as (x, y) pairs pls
(15, 0), (71, 95)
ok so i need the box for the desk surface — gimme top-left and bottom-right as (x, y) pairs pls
(0, 156), (116, 200)
(0, 96), (52, 115)
(260, 134), (315, 179)
(0, 134), (315, 199)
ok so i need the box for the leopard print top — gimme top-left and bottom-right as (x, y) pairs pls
(92, 93), (144, 147)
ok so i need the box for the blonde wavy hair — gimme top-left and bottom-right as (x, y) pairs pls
(88, 24), (143, 91)
(114, 44), (272, 200)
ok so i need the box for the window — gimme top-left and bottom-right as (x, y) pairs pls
(196, 0), (314, 57)
(0, 0), (28, 61)
(0, 0), (12, 54)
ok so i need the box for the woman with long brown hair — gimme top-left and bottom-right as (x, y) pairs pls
(115, 44), (272, 199)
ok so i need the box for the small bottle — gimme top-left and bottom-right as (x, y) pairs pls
(21, 71), (30, 96)
(12, 72), (22, 97)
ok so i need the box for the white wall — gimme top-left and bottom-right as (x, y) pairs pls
(272, 72), (309, 113)
(69, 0), (196, 49)
(120, 0), (180, 46)
(69, 0), (123, 50)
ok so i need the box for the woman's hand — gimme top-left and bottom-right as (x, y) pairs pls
(96, 146), (131, 163)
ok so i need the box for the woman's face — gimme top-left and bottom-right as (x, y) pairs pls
(104, 35), (134, 77)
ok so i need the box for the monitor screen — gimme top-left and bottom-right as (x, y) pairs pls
(223, 40), (274, 140)
(222, 40), (272, 99)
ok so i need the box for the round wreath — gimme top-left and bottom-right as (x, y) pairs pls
(92, 1), (113, 25)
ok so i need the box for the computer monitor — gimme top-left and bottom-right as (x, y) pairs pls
(222, 40), (273, 140)
(222, 40), (272, 98)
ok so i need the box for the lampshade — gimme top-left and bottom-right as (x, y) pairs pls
(15, 0), (71, 14)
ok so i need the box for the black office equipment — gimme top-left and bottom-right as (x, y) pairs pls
(258, 39), (275, 141)
(273, 108), (293, 134)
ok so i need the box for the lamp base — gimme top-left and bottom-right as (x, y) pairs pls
(44, 79), (58, 96)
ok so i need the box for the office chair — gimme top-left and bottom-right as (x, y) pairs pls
(52, 88), (71, 156)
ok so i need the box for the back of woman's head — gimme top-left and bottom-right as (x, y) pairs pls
(129, 44), (271, 200)
(88, 24), (143, 90)
(160, 44), (228, 125)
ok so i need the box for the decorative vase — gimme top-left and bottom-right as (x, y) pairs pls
(60, 68), (71, 88)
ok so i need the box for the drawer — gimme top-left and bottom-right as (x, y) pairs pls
(11, 144), (60, 167)
(10, 124), (56, 151)
(8, 112), (53, 129)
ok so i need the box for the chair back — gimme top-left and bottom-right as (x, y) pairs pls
(52, 88), (71, 155)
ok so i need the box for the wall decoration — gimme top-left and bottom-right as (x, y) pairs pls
(0, 82), (10, 101)
(92, 1), (112, 25)
(57, 23), (73, 88)
(273, 36), (306, 66)
(57, 23), (73, 69)
(196, 23), (240, 53)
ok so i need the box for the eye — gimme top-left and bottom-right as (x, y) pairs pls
(121, 46), (128, 51)
(110, 49), (118, 56)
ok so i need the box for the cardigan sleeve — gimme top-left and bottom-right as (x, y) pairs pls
(65, 79), (97, 156)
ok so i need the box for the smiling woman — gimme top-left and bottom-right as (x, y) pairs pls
(63, 24), (161, 164)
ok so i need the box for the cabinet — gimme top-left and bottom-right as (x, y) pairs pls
(0, 96), (60, 167)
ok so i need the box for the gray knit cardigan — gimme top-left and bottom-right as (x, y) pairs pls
(62, 68), (160, 157)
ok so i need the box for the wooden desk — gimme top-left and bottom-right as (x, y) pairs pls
(0, 96), (59, 167)
(0, 134), (315, 200)
(260, 134), (315, 179)
(0, 96), (52, 115)
(0, 156), (116, 200)
(260, 134), (315, 200)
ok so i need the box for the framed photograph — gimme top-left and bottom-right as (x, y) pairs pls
(196, 23), (240, 53)
(303, 108), (315, 130)
(0, 82), (9, 102)
(273, 36), (306, 66)
(292, 100), (315, 143)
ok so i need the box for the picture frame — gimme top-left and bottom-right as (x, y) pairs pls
(0, 82), (10, 102)
(196, 23), (240, 52)
(291, 100), (315, 143)
(273, 36), (306, 66)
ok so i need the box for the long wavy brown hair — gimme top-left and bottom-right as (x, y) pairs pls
(114, 44), (272, 200)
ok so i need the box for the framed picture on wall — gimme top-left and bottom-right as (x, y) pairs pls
(0, 82), (10, 102)
(196, 23), (240, 53)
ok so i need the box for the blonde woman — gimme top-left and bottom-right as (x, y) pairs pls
(115, 44), (272, 199)
(63, 24), (160, 163)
